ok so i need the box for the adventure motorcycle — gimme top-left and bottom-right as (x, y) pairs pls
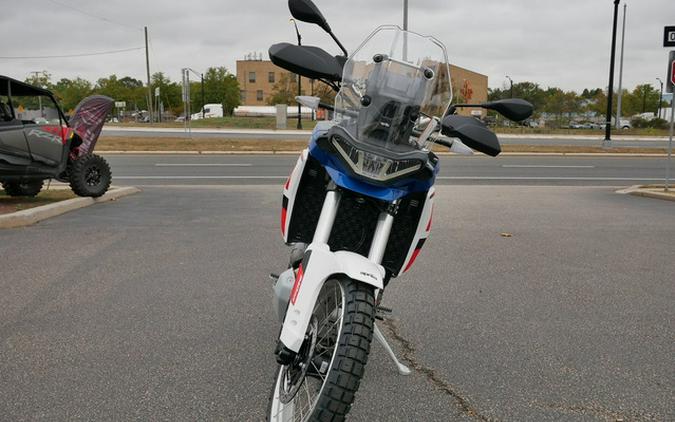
(267, 1), (533, 420)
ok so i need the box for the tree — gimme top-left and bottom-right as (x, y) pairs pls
(25, 71), (53, 90)
(190, 67), (240, 116)
(53, 78), (93, 112)
(93, 74), (147, 111)
(623, 84), (660, 116)
(151, 72), (182, 115)
(313, 80), (336, 105)
(268, 73), (302, 106)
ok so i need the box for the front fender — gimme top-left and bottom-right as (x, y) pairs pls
(279, 243), (384, 352)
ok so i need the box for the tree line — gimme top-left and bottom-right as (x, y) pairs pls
(24, 67), (240, 117)
(488, 82), (668, 127)
(22, 69), (667, 126)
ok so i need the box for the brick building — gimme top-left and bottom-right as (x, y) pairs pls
(236, 58), (487, 116)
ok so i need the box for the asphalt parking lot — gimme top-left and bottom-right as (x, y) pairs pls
(0, 184), (673, 421)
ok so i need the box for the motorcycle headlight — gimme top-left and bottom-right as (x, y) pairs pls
(332, 135), (422, 182)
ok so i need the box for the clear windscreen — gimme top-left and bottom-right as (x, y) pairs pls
(334, 26), (452, 153)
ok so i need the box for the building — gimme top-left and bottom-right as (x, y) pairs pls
(236, 56), (487, 116)
(236, 56), (311, 106)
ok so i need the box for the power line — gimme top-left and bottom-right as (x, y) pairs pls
(45, 0), (142, 32)
(0, 47), (144, 59)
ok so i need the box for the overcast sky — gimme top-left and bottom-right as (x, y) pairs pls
(1, 0), (674, 93)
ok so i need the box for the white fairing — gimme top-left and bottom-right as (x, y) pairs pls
(279, 243), (385, 352)
(281, 149), (309, 242)
(400, 187), (435, 273)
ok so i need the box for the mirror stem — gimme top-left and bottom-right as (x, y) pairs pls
(329, 31), (348, 57)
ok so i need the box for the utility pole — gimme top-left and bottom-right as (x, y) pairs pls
(616, 3), (626, 129)
(656, 78), (664, 119)
(201, 73), (205, 120)
(604, 0), (621, 146)
(144, 26), (153, 124)
(506, 75), (514, 98)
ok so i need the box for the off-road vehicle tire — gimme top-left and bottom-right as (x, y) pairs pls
(68, 154), (111, 197)
(1, 180), (44, 197)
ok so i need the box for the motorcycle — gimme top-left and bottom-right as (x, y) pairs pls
(267, 1), (533, 420)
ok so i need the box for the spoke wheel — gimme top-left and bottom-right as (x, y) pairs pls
(268, 278), (375, 422)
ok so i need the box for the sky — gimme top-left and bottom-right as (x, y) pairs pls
(1, 0), (674, 93)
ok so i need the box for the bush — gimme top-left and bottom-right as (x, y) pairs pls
(630, 117), (668, 129)
(649, 118), (669, 130)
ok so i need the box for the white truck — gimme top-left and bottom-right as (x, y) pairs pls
(191, 103), (223, 120)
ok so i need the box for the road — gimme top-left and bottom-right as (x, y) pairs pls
(0, 184), (672, 420)
(101, 126), (671, 148)
(101, 153), (672, 186)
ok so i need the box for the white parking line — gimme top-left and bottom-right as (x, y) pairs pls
(501, 165), (595, 168)
(154, 163), (252, 167)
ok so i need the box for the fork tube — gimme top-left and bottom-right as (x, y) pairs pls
(368, 209), (396, 264)
(312, 190), (341, 244)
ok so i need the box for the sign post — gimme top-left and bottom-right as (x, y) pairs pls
(666, 53), (675, 192)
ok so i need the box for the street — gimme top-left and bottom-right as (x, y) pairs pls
(101, 153), (671, 186)
(0, 170), (673, 420)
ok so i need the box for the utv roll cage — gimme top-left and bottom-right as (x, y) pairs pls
(0, 75), (69, 124)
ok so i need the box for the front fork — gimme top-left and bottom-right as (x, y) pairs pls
(272, 187), (411, 374)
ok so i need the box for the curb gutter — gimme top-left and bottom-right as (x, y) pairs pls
(0, 186), (141, 229)
(616, 185), (675, 202)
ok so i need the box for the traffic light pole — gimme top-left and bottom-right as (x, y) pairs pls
(667, 80), (674, 192)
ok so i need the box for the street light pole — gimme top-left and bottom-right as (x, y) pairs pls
(505, 75), (513, 98)
(604, 0), (621, 146)
(656, 78), (664, 119)
(290, 18), (302, 129)
(615, 3), (627, 129)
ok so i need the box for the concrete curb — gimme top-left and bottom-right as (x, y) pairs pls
(616, 185), (675, 202)
(0, 186), (141, 229)
(98, 150), (669, 157)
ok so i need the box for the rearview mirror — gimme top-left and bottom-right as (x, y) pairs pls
(289, 0), (331, 33)
(441, 115), (501, 157)
(482, 99), (533, 122)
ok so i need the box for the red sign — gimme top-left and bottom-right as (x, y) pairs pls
(671, 60), (675, 85)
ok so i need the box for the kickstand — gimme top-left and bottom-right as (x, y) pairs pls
(373, 323), (411, 376)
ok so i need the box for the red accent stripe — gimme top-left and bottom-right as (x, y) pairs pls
(281, 207), (287, 236)
(403, 248), (421, 273)
(425, 205), (434, 232)
(290, 264), (304, 305)
(284, 176), (291, 190)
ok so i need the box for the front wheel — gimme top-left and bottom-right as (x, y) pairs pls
(68, 154), (111, 197)
(268, 278), (375, 422)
